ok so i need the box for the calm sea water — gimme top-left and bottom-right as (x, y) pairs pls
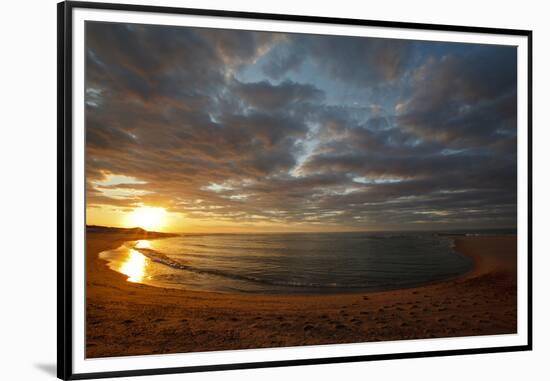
(99, 232), (484, 294)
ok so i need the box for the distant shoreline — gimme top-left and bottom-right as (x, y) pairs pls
(86, 225), (179, 238)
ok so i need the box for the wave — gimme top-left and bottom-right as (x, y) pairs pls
(135, 247), (380, 290)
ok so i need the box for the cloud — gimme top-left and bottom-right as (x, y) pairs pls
(233, 79), (324, 110)
(85, 22), (518, 231)
(86, 22), (282, 103)
(396, 46), (517, 147)
(262, 35), (412, 86)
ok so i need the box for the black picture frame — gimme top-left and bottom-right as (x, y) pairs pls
(57, 1), (533, 379)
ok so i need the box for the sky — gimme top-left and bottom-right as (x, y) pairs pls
(85, 21), (517, 233)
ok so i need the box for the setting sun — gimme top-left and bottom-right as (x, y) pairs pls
(127, 206), (167, 231)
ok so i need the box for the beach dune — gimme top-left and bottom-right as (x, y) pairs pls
(86, 228), (517, 358)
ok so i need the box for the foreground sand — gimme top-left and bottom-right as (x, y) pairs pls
(86, 230), (517, 358)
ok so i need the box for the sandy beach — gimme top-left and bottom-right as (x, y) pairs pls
(86, 229), (517, 358)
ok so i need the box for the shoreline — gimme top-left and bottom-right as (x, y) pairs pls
(92, 232), (502, 297)
(86, 230), (517, 358)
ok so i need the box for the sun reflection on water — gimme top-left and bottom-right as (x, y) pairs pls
(135, 239), (151, 249)
(118, 249), (148, 282)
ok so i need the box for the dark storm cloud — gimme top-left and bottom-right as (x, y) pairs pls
(396, 46), (517, 147)
(233, 79), (324, 110)
(86, 22), (282, 103)
(85, 21), (518, 231)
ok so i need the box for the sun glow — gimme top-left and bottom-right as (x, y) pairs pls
(127, 206), (167, 231)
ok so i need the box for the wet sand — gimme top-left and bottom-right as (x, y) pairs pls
(86, 229), (517, 358)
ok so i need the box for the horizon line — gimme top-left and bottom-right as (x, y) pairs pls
(86, 224), (518, 235)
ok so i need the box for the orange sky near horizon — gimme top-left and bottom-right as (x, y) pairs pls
(85, 204), (370, 234)
(85, 172), (379, 233)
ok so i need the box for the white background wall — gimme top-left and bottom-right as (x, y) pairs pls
(0, 0), (547, 380)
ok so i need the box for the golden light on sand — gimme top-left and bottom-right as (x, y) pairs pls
(119, 249), (148, 282)
(128, 206), (167, 231)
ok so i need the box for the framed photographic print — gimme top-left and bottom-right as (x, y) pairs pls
(57, 1), (532, 379)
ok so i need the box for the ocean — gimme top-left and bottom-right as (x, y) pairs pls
(97, 231), (493, 294)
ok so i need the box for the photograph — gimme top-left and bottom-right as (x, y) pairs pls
(83, 19), (520, 359)
(3, 0), (548, 380)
